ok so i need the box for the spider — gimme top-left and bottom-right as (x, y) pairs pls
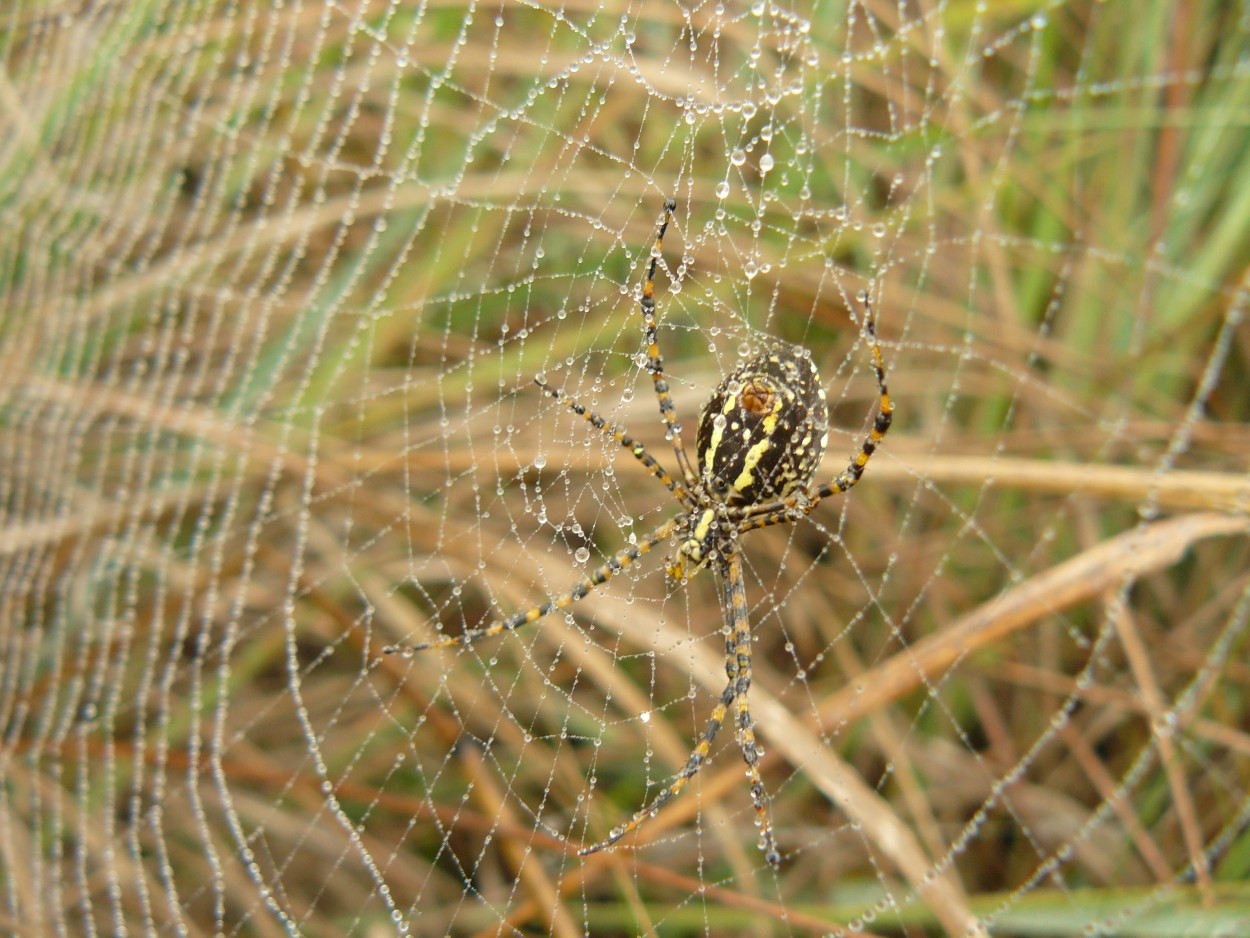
(389, 199), (892, 869)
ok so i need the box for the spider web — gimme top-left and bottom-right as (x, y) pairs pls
(3, 1), (1250, 935)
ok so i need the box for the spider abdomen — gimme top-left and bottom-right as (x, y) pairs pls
(696, 349), (830, 506)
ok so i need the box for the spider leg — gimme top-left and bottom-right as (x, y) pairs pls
(534, 376), (691, 506)
(722, 546), (782, 869)
(639, 198), (698, 489)
(809, 294), (893, 503)
(385, 517), (679, 653)
(579, 674), (735, 860)
(734, 298), (893, 537)
(579, 544), (782, 870)
(736, 503), (804, 536)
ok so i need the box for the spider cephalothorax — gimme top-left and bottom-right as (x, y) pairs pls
(389, 199), (893, 871)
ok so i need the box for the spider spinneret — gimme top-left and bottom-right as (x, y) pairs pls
(388, 198), (893, 871)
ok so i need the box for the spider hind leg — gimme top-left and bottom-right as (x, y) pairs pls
(811, 292), (893, 501)
(639, 198), (697, 487)
(534, 375), (690, 504)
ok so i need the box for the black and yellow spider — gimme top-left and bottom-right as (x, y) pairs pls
(390, 199), (892, 869)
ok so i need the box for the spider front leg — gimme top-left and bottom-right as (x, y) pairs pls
(384, 518), (679, 653)
(579, 676), (736, 861)
(722, 546), (781, 868)
(580, 544), (781, 870)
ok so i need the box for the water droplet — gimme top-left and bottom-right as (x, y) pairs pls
(574, 546), (591, 563)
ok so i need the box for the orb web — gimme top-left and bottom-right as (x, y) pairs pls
(2, 2), (1249, 936)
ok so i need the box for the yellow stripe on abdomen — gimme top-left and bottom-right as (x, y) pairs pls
(730, 406), (780, 495)
(701, 394), (736, 477)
